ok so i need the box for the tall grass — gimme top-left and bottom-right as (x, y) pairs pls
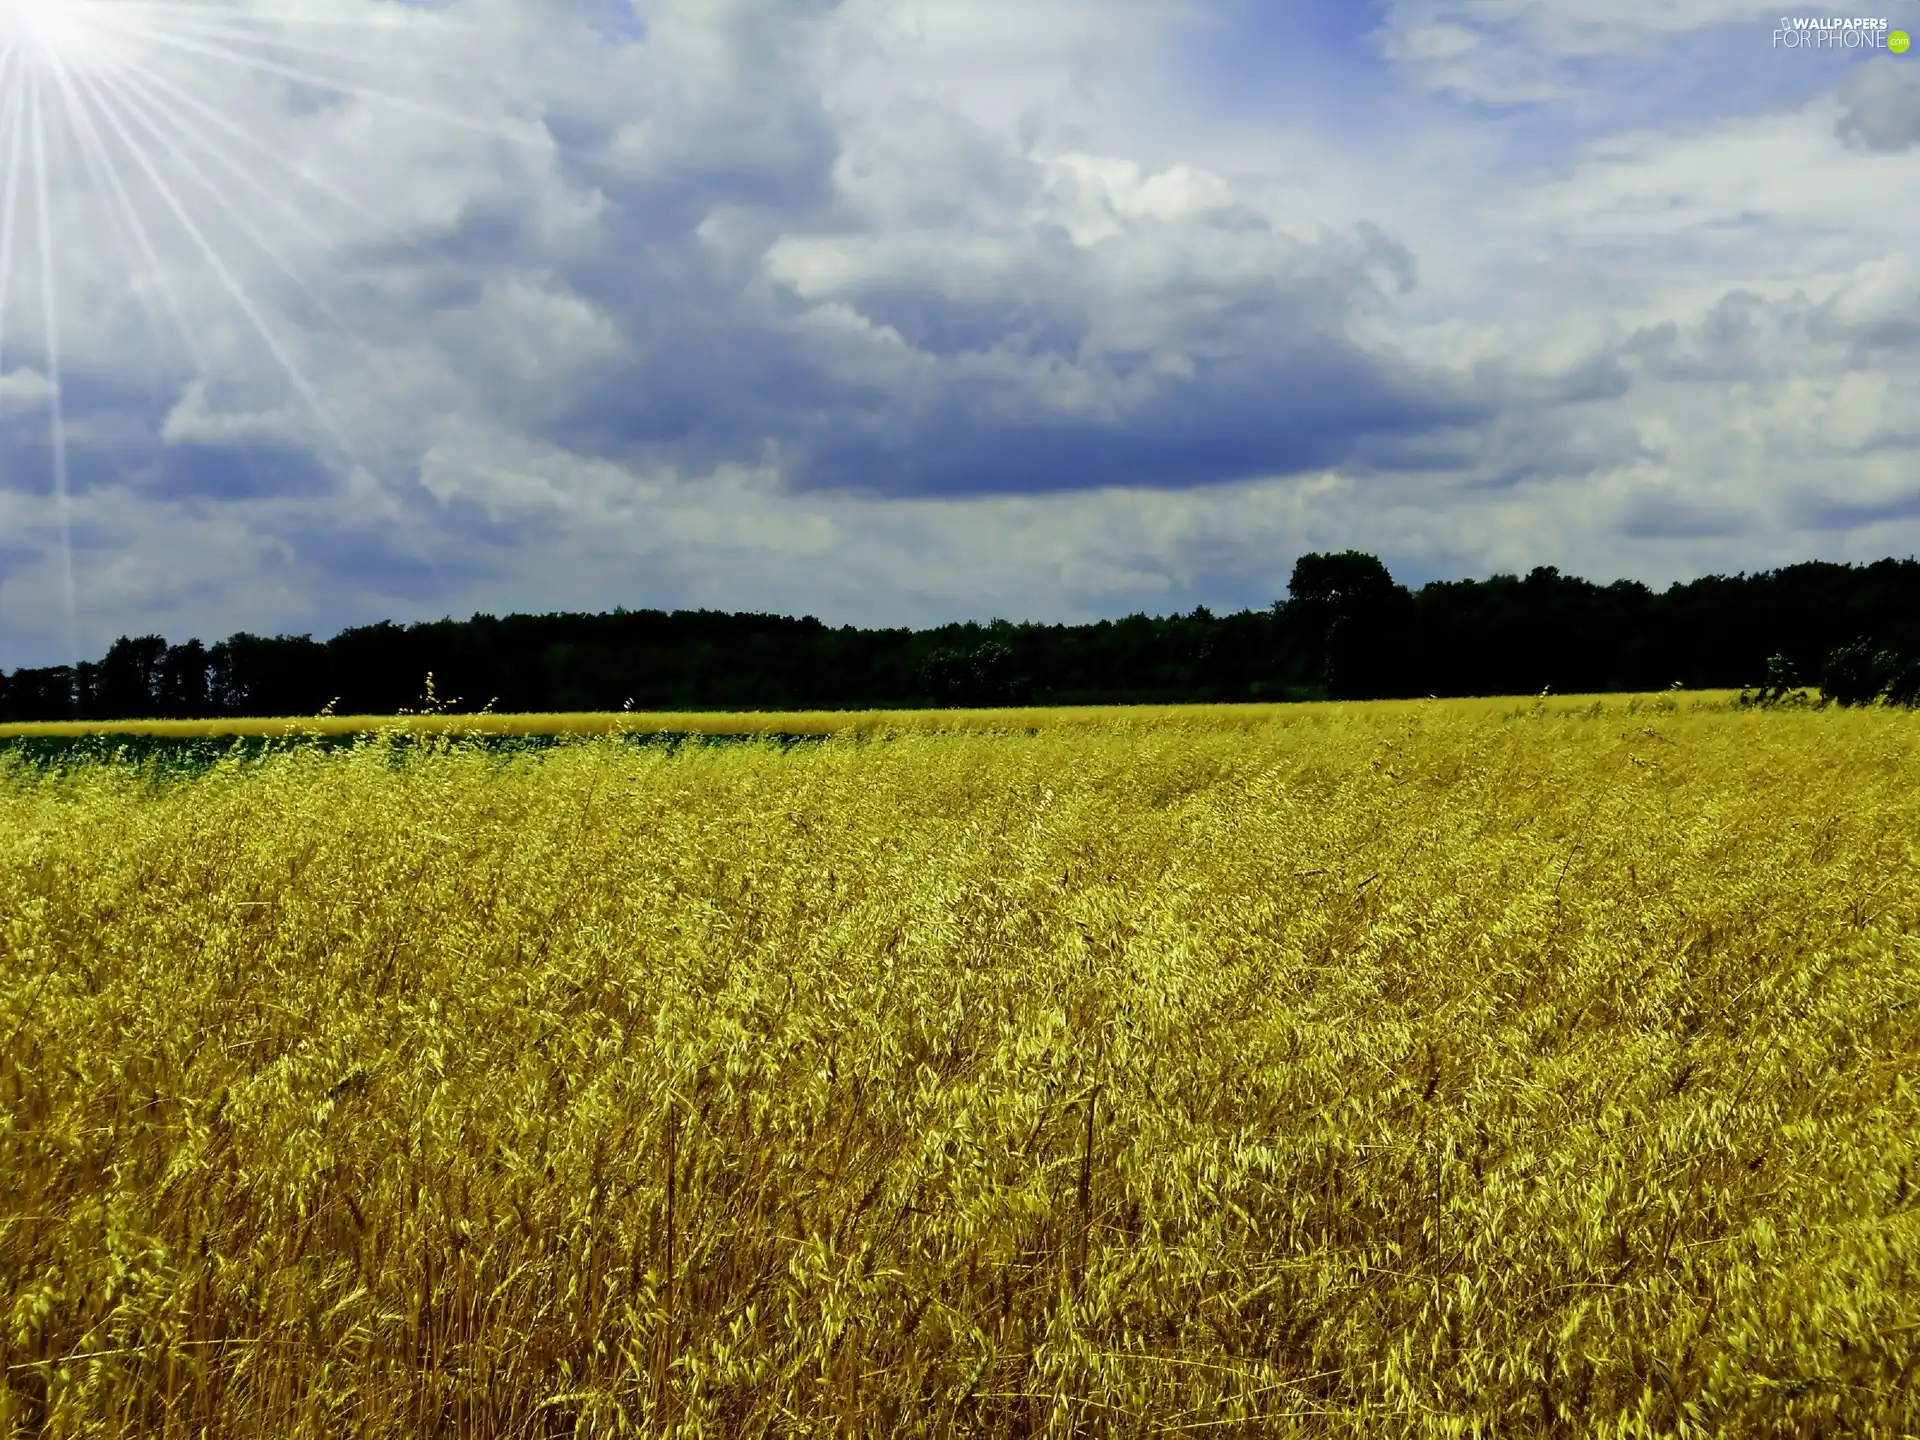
(2, 700), (1917, 1436)
(0, 691), (1747, 742)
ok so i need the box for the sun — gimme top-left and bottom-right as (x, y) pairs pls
(0, 0), (99, 60)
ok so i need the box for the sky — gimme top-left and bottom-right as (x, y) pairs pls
(0, 0), (1917, 667)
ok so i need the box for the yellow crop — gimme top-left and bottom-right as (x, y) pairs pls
(0, 692), (1751, 742)
(2, 697), (1917, 1436)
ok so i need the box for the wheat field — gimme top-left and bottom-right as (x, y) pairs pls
(3, 697), (1918, 1437)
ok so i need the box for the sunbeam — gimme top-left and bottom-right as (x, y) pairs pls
(103, 53), (429, 249)
(0, 53), (24, 415)
(86, 58), (334, 295)
(50, 44), (339, 545)
(28, 68), (75, 669)
(83, 50), (417, 419)
(51, 53), (292, 531)
(39, 31), (173, 414)
(0, 0), (504, 652)
(70, 56), (442, 580)
(144, 6), (504, 82)
(81, 6), (553, 156)
(40, 33), (209, 380)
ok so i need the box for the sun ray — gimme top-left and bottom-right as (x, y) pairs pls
(45, 43), (318, 551)
(93, 56), (330, 252)
(71, 63), (353, 456)
(38, 36), (175, 414)
(91, 57), (496, 486)
(40, 39), (214, 385)
(28, 68), (78, 670)
(0, 54), (15, 677)
(0, 48), (25, 393)
(94, 4), (661, 189)
(98, 59), (490, 383)
(0, 0), (586, 657)
(139, 5), (519, 87)
(35, 24), (331, 531)
(71, 60), (443, 585)
(90, 56), (380, 355)
(80, 6), (554, 158)
(0, 53), (27, 519)
(96, 1), (531, 38)
(101, 49), (425, 250)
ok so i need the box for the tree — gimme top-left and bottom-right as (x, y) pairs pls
(209, 633), (333, 717)
(1739, 654), (1813, 709)
(1883, 655), (1920, 709)
(17, 555), (1920, 719)
(1287, 551), (1414, 700)
(919, 642), (1025, 707)
(158, 640), (212, 719)
(1820, 640), (1898, 707)
(1288, 551), (1403, 619)
(2, 667), (75, 722)
(86, 634), (169, 720)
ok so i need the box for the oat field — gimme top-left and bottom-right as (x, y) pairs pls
(3, 697), (1918, 1437)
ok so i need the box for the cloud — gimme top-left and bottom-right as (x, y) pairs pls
(735, 143), (1475, 495)
(0, 368), (55, 414)
(1619, 488), (1750, 540)
(1836, 56), (1920, 152)
(4, 0), (1920, 668)
(1377, 0), (1801, 103)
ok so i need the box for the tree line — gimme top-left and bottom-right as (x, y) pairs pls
(4, 552), (1920, 722)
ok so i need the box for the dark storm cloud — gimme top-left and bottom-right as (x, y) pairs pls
(783, 344), (1486, 497)
(271, 519), (477, 598)
(497, 124), (1481, 500)
(1792, 490), (1920, 532)
(1620, 492), (1748, 540)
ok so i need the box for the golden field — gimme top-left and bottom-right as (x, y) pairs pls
(2, 696), (1917, 1437)
(0, 693), (1749, 742)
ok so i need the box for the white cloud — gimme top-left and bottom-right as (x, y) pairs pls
(0, 368), (54, 412)
(1377, 0), (1792, 102)
(3, 0), (1920, 668)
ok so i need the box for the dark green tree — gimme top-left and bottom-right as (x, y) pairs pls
(1820, 640), (1898, 707)
(920, 641), (1025, 707)
(84, 635), (169, 720)
(11, 554), (1920, 720)
(1, 666), (74, 721)
(209, 633), (333, 717)
(158, 640), (213, 719)
(1883, 656), (1920, 709)
(1287, 551), (1414, 700)
(1740, 653), (1811, 708)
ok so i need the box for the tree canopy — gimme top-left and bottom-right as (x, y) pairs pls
(6, 555), (1920, 720)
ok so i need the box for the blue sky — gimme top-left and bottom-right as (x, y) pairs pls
(0, 0), (1917, 667)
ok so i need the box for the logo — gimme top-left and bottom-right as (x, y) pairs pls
(1773, 16), (1907, 49)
